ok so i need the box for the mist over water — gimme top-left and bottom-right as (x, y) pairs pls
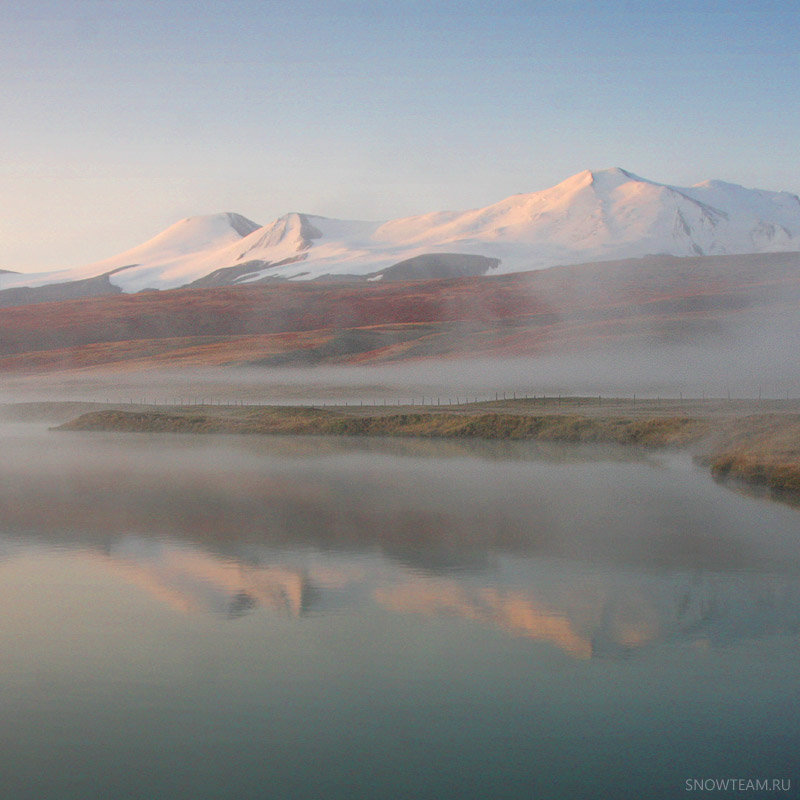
(3, 423), (799, 572)
(0, 420), (799, 798)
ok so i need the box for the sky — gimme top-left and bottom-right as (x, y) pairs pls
(2, 0), (799, 273)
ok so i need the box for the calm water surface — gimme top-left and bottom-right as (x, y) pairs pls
(1, 423), (799, 799)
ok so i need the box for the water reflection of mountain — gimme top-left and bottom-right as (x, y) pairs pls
(91, 539), (318, 618)
(2, 531), (798, 660)
(3, 423), (800, 655)
(374, 570), (800, 659)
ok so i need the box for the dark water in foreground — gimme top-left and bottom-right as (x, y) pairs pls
(1, 424), (799, 799)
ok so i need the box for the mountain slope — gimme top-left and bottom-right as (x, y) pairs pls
(1, 213), (260, 295)
(2, 169), (799, 298)
(2, 251), (799, 373)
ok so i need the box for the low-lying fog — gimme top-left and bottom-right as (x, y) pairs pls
(2, 337), (799, 407)
(1, 280), (799, 404)
(1, 423), (799, 649)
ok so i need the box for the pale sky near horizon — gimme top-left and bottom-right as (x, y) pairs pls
(2, 0), (798, 272)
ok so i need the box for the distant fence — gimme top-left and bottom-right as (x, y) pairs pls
(107, 388), (798, 409)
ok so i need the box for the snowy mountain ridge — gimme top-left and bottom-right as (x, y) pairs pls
(3, 168), (800, 295)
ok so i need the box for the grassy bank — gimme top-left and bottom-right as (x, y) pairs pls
(53, 402), (800, 503)
(57, 406), (712, 447)
(700, 415), (800, 494)
(58, 405), (800, 504)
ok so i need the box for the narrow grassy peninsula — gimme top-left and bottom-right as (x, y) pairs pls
(57, 406), (709, 446)
(55, 399), (800, 502)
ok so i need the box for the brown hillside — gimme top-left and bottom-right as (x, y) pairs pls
(1, 252), (799, 372)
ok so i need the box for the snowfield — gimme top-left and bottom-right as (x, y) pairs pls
(3, 168), (799, 294)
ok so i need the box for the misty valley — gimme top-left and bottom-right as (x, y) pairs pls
(0, 416), (798, 799)
(6, 1), (800, 796)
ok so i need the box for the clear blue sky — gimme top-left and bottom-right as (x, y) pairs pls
(2, 0), (798, 272)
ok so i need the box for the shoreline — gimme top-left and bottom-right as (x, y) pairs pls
(51, 401), (800, 503)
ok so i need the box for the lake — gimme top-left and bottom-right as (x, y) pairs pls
(1, 423), (798, 799)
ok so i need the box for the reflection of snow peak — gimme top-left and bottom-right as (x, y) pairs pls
(373, 571), (800, 660)
(100, 541), (311, 618)
(375, 581), (593, 658)
(3, 168), (800, 293)
(13, 534), (798, 658)
(73, 542), (800, 654)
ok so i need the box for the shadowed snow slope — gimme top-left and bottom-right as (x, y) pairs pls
(3, 169), (800, 295)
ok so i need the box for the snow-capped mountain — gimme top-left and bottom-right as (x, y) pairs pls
(3, 168), (800, 295)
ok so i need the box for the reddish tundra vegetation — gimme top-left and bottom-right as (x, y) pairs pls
(3, 249), (800, 502)
(0, 252), (798, 373)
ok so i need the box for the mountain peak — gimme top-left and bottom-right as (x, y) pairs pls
(589, 166), (647, 186)
(691, 178), (745, 191)
(3, 169), (799, 296)
(550, 167), (645, 195)
(240, 211), (323, 255)
(138, 213), (261, 258)
(596, 166), (635, 178)
(222, 212), (262, 238)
